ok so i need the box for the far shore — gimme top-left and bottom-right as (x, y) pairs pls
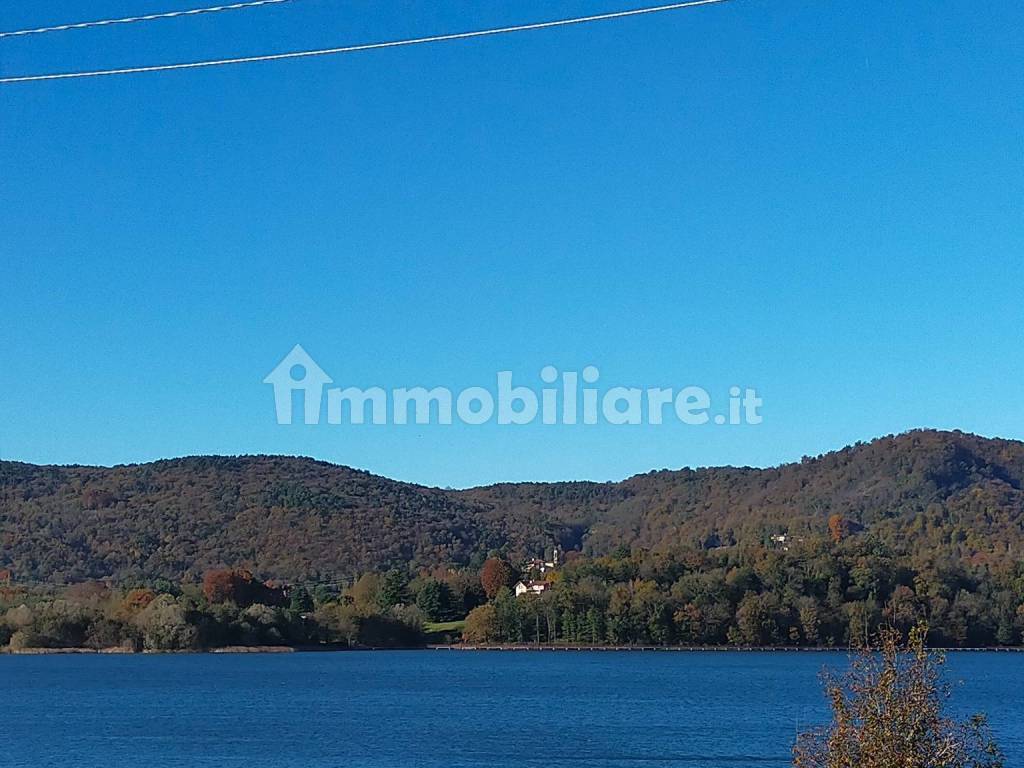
(4, 644), (1024, 655)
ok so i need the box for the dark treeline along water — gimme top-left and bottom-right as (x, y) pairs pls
(2, 651), (1022, 768)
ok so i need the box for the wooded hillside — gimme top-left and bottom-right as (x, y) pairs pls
(1, 429), (1022, 584)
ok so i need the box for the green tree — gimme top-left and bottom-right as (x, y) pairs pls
(379, 570), (408, 610)
(315, 603), (359, 646)
(415, 580), (449, 622)
(289, 586), (314, 613)
(797, 597), (821, 646)
(736, 592), (780, 645)
(135, 595), (198, 651)
(493, 587), (522, 642)
(586, 607), (605, 644)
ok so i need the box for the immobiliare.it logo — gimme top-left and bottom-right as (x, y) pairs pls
(264, 345), (763, 428)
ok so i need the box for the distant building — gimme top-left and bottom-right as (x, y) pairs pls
(522, 547), (560, 576)
(522, 558), (555, 574)
(514, 580), (551, 597)
(768, 533), (804, 552)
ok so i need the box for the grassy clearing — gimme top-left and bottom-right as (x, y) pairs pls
(424, 620), (466, 634)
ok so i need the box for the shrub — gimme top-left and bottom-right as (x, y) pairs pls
(135, 595), (198, 651)
(794, 624), (1004, 768)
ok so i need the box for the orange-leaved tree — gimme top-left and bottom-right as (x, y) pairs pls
(480, 557), (515, 600)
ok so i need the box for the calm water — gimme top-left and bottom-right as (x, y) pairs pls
(2, 651), (1022, 768)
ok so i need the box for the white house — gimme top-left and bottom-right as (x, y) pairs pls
(514, 580), (551, 597)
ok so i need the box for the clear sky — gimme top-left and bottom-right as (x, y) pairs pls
(1, 0), (1022, 488)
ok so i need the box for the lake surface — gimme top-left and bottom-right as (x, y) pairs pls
(2, 651), (1022, 768)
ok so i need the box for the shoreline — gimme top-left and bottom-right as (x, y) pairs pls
(4, 644), (1024, 655)
(427, 644), (1024, 652)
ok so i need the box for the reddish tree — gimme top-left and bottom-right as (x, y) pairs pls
(480, 557), (515, 600)
(828, 514), (848, 544)
(122, 588), (158, 614)
(203, 568), (240, 604)
(202, 568), (286, 607)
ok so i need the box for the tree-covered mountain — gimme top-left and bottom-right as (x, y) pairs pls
(1, 429), (1023, 584)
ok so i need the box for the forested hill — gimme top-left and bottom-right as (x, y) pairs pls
(2, 429), (1023, 584)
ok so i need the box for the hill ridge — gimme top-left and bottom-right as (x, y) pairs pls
(2, 428), (1023, 583)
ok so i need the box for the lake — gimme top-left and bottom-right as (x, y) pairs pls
(2, 651), (1021, 767)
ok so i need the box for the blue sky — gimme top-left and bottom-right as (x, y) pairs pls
(1, 0), (1022, 487)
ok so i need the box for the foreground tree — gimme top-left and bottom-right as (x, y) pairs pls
(794, 624), (1004, 768)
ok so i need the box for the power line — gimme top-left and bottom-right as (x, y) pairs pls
(0, 0), (295, 39)
(0, 0), (733, 84)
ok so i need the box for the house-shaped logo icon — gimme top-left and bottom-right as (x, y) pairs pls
(263, 344), (333, 424)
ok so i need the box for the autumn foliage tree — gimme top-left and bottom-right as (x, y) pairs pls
(828, 514), (847, 544)
(202, 568), (285, 608)
(480, 557), (515, 600)
(462, 604), (498, 643)
(203, 569), (242, 604)
(794, 624), (1004, 768)
(121, 588), (157, 614)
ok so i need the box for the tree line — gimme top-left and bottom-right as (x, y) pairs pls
(3, 528), (1024, 652)
(0, 568), (428, 652)
(460, 536), (1024, 647)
